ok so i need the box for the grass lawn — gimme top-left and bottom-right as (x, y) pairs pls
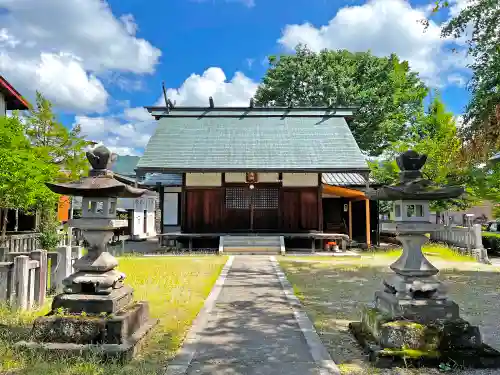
(280, 246), (500, 375)
(0, 256), (227, 375)
(282, 244), (477, 263)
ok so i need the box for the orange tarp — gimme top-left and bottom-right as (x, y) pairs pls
(57, 195), (70, 222)
(322, 184), (366, 199)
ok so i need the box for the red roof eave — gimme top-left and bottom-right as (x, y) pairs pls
(0, 75), (30, 110)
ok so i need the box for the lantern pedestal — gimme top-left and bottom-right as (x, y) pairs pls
(350, 150), (500, 369)
(15, 146), (158, 361)
(17, 217), (158, 360)
(350, 225), (500, 368)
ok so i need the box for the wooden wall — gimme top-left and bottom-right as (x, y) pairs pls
(182, 186), (320, 233)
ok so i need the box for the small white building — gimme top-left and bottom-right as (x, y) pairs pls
(72, 192), (157, 240)
(116, 194), (157, 240)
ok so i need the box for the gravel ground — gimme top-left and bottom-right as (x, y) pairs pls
(280, 256), (500, 375)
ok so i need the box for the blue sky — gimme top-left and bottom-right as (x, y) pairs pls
(0, 0), (471, 155)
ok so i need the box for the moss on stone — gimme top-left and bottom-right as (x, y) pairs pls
(383, 321), (425, 330)
(380, 347), (440, 359)
(360, 306), (391, 340)
(360, 306), (442, 351)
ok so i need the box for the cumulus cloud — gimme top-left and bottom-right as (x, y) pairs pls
(0, 0), (161, 113)
(278, 0), (465, 86)
(0, 51), (109, 112)
(166, 67), (259, 107)
(74, 114), (156, 156)
(78, 67), (259, 155)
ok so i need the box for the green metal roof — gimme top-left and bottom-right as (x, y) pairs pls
(137, 107), (368, 172)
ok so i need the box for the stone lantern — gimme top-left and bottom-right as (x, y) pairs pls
(350, 150), (500, 368)
(17, 145), (157, 359)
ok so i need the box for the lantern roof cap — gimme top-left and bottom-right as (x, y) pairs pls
(45, 145), (150, 198)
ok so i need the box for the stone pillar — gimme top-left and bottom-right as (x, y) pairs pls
(30, 250), (48, 306)
(13, 255), (29, 310)
(71, 246), (83, 272)
(0, 247), (7, 262)
(54, 246), (72, 293)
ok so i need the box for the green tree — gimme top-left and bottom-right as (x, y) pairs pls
(463, 162), (500, 206)
(428, 0), (500, 161)
(21, 92), (92, 246)
(370, 96), (469, 212)
(0, 116), (58, 243)
(24, 92), (92, 182)
(254, 46), (428, 155)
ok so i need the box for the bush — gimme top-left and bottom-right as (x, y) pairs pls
(482, 232), (500, 253)
(39, 211), (61, 251)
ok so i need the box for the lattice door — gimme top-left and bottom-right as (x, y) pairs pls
(252, 188), (279, 209)
(225, 187), (250, 209)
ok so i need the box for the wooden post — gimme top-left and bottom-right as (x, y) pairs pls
(30, 250), (48, 307)
(13, 255), (29, 310)
(158, 183), (165, 247)
(365, 199), (371, 247)
(317, 173), (323, 232)
(348, 201), (353, 240)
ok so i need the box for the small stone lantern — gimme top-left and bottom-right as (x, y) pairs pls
(349, 150), (500, 368)
(17, 145), (157, 359)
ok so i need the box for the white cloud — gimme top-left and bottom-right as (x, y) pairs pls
(246, 58), (255, 69)
(455, 114), (465, 128)
(448, 0), (473, 17)
(278, 0), (462, 86)
(77, 67), (259, 155)
(0, 51), (109, 112)
(120, 14), (138, 36)
(123, 107), (151, 122)
(195, 0), (255, 7)
(74, 113), (156, 156)
(447, 73), (467, 87)
(166, 67), (258, 107)
(0, 0), (161, 113)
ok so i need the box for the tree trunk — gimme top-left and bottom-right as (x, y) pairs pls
(435, 211), (440, 224)
(14, 209), (18, 232)
(0, 208), (8, 246)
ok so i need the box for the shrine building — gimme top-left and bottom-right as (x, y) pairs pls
(136, 103), (379, 251)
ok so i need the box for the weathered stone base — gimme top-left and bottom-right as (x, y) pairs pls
(349, 306), (500, 369)
(15, 301), (158, 362)
(52, 285), (134, 314)
(349, 322), (500, 368)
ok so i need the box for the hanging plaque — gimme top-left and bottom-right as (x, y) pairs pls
(246, 172), (258, 183)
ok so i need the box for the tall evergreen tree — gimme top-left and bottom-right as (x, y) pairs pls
(255, 46), (428, 155)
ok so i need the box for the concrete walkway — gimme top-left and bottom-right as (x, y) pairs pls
(166, 256), (339, 375)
